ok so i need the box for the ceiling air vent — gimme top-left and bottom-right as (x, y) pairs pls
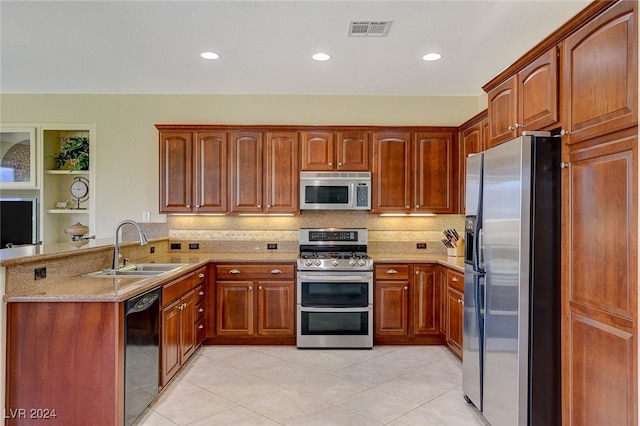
(348, 21), (392, 37)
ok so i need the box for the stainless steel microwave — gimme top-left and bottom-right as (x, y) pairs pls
(299, 171), (371, 210)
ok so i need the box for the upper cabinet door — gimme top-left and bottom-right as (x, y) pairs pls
(265, 131), (299, 214)
(519, 46), (559, 132)
(336, 131), (370, 171)
(413, 132), (457, 214)
(562, 0), (637, 144)
(194, 132), (228, 213)
(459, 114), (486, 213)
(230, 131), (263, 213)
(487, 76), (518, 148)
(300, 131), (335, 170)
(159, 131), (193, 213)
(372, 132), (412, 213)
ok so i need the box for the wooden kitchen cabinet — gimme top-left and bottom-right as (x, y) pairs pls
(301, 130), (370, 171)
(159, 130), (228, 213)
(458, 111), (487, 213)
(230, 130), (299, 214)
(214, 263), (296, 344)
(161, 267), (207, 387)
(443, 268), (464, 359)
(372, 131), (457, 214)
(374, 264), (443, 344)
(413, 133), (457, 214)
(372, 132), (412, 213)
(265, 131), (299, 213)
(486, 47), (559, 148)
(561, 0), (637, 145)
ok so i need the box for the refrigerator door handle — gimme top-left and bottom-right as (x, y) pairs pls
(477, 228), (485, 271)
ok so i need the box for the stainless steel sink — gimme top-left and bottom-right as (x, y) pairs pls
(83, 263), (187, 278)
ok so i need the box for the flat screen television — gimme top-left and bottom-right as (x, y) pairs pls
(0, 197), (38, 248)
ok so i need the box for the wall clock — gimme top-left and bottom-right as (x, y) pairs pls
(70, 176), (89, 209)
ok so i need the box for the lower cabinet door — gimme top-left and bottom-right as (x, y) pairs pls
(216, 281), (254, 336)
(447, 286), (464, 359)
(257, 280), (295, 336)
(375, 281), (409, 336)
(180, 289), (197, 361)
(161, 299), (181, 386)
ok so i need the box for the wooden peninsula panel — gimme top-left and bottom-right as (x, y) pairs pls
(5, 302), (123, 426)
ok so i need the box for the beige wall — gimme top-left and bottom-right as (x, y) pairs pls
(0, 93), (483, 237)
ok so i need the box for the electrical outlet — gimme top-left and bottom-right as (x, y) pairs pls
(142, 211), (151, 222)
(149, 246), (155, 254)
(170, 243), (182, 250)
(267, 243), (277, 250)
(416, 242), (427, 249)
(189, 243), (199, 250)
(34, 267), (47, 280)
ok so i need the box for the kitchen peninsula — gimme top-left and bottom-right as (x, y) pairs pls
(1, 236), (463, 425)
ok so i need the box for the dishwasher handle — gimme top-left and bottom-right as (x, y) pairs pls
(126, 287), (161, 316)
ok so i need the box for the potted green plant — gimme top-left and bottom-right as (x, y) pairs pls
(49, 136), (90, 171)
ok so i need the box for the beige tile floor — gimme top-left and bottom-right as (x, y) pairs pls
(134, 345), (488, 426)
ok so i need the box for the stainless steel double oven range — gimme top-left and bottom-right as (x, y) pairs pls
(296, 228), (374, 349)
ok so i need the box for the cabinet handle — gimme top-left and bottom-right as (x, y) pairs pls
(198, 273), (205, 278)
(198, 307), (204, 313)
(514, 122), (522, 129)
(415, 270), (419, 275)
(328, 162), (333, 166)
(198, 324), (204, 330)
(196, 204), (200, 208)
(267, 204), (271, 208)
(270, 269), (282, 274)
(560, 129), (570, 136)
(199, 291), (204, 296)
(386, 269), (398, 274)
(258, 285), (262, 290)
(404, 286), (409, 291)
(415, 204), (419, 209)
(508, 125), (514, 131)
(458, 299), (464, 305)
(560, 162), (569, 169)
(248, 286), (252, 291)
(451, 277), (458, 282)
(406, 205), (410, 209)
(229, 269), (240, 274)
(338, 162), (342, 167)
(257, 204), (261, 208)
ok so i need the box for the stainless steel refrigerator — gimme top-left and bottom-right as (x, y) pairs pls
(462, 133), (561, 426)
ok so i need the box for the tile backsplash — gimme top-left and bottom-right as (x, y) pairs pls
(135, 211), (465, 255)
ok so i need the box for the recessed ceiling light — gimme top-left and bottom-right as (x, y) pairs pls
(200, 51), (220, 60)
(422, 52), (442, 61)
(312, 53), (331, 61)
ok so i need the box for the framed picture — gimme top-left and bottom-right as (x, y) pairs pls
(0, 126), (36, 188)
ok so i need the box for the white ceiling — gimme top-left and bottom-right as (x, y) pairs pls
(1, 0), (591, 96)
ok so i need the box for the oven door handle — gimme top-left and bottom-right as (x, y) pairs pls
(298, 306), (372, 313)
(297, 274), (372, 282)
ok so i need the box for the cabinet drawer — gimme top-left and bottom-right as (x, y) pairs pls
(216, 264), (295, 280)
(195, 316), (206, 343)
(194, 284), (205, 303)
(162, 272), (195, 307)
(195, 299), (205, 321)
(375, 265), (410, 280)
(446, 269), (464, 293)
(194, 267), (207, 285)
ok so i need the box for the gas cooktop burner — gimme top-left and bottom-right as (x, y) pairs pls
(297, 228), (373, 271)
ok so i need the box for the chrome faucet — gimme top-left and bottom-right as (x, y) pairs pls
(112, 220), (148, 270)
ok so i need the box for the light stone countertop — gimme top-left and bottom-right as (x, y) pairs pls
(3, 252), (463, 303)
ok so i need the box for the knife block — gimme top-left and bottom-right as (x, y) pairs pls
(447, 238), (464, 257)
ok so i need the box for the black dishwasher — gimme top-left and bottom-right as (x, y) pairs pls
(124, 287), (161, 426)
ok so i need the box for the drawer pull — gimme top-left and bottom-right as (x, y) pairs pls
(451, 277), (459, 282)
(258, 285), (262, 290)
(198, 307), (204, 313)
(404, 286), (408, 291)
(198, 324), (204, 330)
(229, 269), (240, 274)
(387, 269), (398, 274)
(198, 273), (205, 278)
(248, 286), (252, 291)
(270, 269), (282, 274)
(199, 291), (205, 296)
